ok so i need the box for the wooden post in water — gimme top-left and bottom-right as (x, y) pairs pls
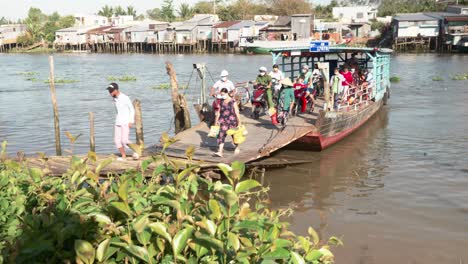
(165, 61), (191, 134)
(89, 112), (95, 152)
(48, 56), (62, 155)
(133, 99), (144, 145)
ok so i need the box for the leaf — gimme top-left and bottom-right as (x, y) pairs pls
(118, 180), (129, 202)
(328, 236), (344, 246)
(235, 179), (261, 193)
(148, 222), (172, 242)
(305, 250), (323, 262)
(185, 145), (195, 160)
(74, 240), (95, 264)
(262, 248), (290, 260)
(96, 238), (111, 262)
(124, 244), (150, 263)
(216, 163), (232, 182)
(298, 236), (310, 253)
(290, 251), (305, 264)
(88, 212), (112, 224)
(96, 158), (113, 175)
(201, 218), (216, 236)
(133, 214), (149, 233)
(227, 232), (240, 251)
(308, 227), (320, 246)
(193, 232), (224, 253)
(172, 227), (193, 256)
(29, 167), (43, 182)
(176, 166), (197, 183)
(274, 239), (292, 249)
(141, 159), (152, 171)
(208, 199), (222, 221)
(230, 161), (246, 180)
(87, 151), (97, 163)
(110, 202), (131, 217)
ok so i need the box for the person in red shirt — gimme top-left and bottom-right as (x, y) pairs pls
(293, 76), (309, 113)
(340, 66), (353, 99)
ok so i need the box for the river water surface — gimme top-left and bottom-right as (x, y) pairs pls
(1, 53), (467, 263)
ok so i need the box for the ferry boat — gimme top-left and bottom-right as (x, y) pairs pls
(270, 44), (393, 150)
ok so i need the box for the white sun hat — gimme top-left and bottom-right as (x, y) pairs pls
(220, 70), (229, 77)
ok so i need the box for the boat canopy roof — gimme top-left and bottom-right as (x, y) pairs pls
(269, 45), (393, 54)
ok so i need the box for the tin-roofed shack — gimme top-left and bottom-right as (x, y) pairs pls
(0, 24), (26, 51)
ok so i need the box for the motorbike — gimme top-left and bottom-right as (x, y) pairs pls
(311, 75), (323, 97)
(251, 84), (268, 119)
(292, 86), (315, 116)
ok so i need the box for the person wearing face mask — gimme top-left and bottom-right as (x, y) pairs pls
(106, 83), (137, 161)
(210, 70), (236, 114)
(301, 65), (313, 87)
(269, 64), (284, 95)
(330, 68), (345, 109)
(214, 88), (242, 157)
(255, 66), (274, 109)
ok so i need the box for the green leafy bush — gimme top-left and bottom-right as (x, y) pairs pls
(0, 140), (341, 263)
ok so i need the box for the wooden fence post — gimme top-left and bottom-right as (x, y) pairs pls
(133, 99), (144, 146)
(89, 112), (95, 152)
(48, 56), (62, 156)
(165, 61), (191, 134)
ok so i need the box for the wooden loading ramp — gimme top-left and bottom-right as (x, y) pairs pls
(148, 101), (323, 164)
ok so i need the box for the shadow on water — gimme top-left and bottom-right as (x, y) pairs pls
(266, 107), (390, 211)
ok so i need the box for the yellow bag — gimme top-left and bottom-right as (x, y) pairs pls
(267, 107), (277, 117)
(227, 125), (248, 144)
(208, 125), (220, 138)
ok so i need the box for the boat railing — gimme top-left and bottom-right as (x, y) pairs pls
(335, 82), (373, 112)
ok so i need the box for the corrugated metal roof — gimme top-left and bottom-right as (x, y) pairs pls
(213, 21), (241, 28)
(273, 16), (291, 26)
(228, 20), (255, 30)
(393, 13), (438, 21)
(57, 25), (99, 32)
(86, 26), (113, 34)
(175, 22), (197, 31)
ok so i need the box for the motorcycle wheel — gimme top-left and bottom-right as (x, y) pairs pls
(253, 107), (260, 120)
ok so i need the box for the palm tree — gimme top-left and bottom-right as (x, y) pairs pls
(98, 5), (114, 18)
(178, 3), (194, 20)
(126, 6), (137, 18)
(114, 6), (127, 16)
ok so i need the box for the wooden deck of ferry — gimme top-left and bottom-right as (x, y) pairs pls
(147, 100), (324, 163)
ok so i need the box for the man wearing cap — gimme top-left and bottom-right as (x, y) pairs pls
(210, 70), (236, 98)
(107, 83), (135, 160)
(255, 66), (273, 109)
(269, 64), (284, 95)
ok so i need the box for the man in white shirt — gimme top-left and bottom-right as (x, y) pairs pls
(269, 64), (284, 94)
(107, 83), (135, 160)
(210, 70), (236, 98)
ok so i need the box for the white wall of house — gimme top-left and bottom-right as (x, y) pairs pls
(112, 16), (134, 26)
(55, 31), (88, 45)
(212, 28), (227, 42)
(175, 28), (196, 44)
(0, 24), (26, 44)
(394, 21), (439, 37)
(197, 25), (212, 40)
(333, 6), (376, 23)
(75, 14), (108, 26)
(227, 29), (240, 42)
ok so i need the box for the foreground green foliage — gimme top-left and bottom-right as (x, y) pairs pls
(0, 140), (341, 263)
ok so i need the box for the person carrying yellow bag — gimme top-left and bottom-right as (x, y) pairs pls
(213, 88), (242, 158)
(227, 125), (248, 145)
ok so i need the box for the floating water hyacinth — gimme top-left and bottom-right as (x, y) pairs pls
(389, 76), (400, 83)
(451, 72), (468, 81)
(107, 75), (137, 82)
(432, 76), (444, 81)
(151, 83), (188, 90)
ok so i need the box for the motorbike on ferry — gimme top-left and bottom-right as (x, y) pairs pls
(311, 75), (324, 97)
(292, 86), (315, 116)
(251, 84), (268, 119)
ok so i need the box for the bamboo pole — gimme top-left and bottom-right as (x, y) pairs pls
(89, 112), (95, 152)
(133, 99), (144, 145)
(165, 61), (191, 134)
(48, 56), (62, 155)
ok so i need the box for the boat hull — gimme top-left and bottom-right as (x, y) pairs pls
(292, 100), (383, 150)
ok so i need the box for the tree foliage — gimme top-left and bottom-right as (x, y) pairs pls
(97, 5), (138, 18)
(268, 0), (312, 16)
(178, 3), (194, 20)
(378, 0), (447, 17)
(161, 0), (176, 22)
(19, 7), (76, 45)
(0, 139), (341, 263)
(193, 1), (215, 14)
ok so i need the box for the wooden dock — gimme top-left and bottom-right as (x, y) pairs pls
(23, 101), (323, 176)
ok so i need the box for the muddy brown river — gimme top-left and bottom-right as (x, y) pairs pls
(1, 53), (467, 263)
